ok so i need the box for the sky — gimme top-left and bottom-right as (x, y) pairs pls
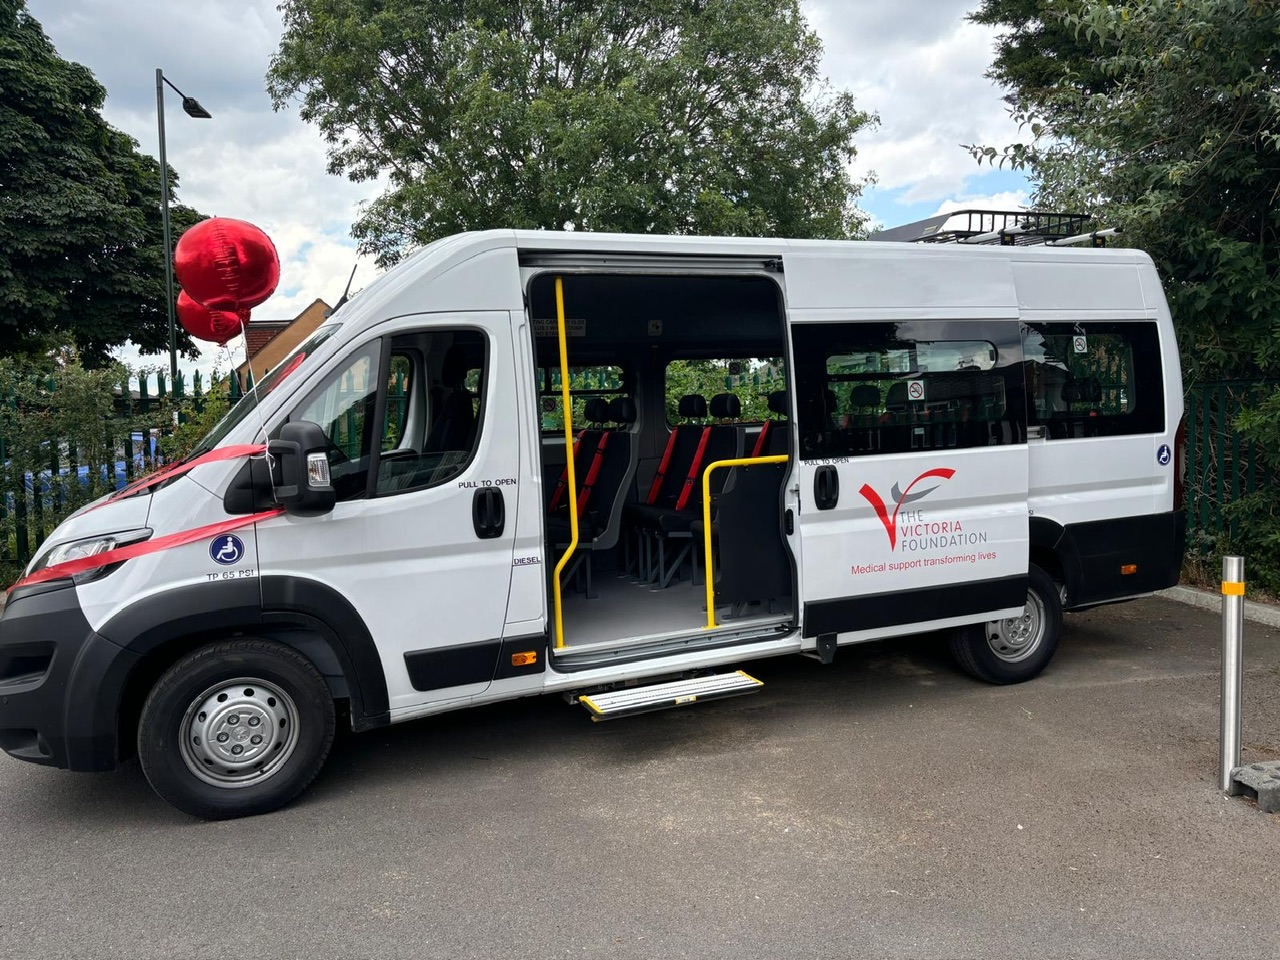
(24, 0), (1031, 380)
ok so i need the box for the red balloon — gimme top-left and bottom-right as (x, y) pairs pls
(174, 217), (280, 318)
(177, 290), (244, 346)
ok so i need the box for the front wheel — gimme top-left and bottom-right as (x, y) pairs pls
(138, 639), (336, 820)
(949, 565), (1063, 684)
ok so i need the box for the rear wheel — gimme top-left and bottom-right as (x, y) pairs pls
(138, 639), (335, 820)
(949, 565), (1062, 684)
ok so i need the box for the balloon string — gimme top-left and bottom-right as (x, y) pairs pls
(240, 317), (271, 464)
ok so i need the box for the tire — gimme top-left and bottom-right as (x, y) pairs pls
(949, 565), (1063, 685)
(138, 639), (336, 820)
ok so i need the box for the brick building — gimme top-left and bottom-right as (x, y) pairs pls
(235, 298), (330, 387)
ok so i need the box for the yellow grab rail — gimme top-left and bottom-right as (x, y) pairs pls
(701, 454), (790, 629)
(550, 277), (577, 650)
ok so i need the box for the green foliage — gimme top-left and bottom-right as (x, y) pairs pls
(0, 0), (205, 364)
(538, 365), (626, 432)
(159, 378), (232, 463)
(664, 358), (784, 423)
(0, 355), (153, 578)
(268, 0), (875, 266)
(969, 0), (1117, 112)
(971, 0), (1280, 586)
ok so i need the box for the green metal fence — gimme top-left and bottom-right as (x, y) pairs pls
(1184, 380), (1275, 540)
(1, 370), (208, 567)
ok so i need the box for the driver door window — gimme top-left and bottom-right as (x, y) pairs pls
(374, 329), (488, 495)
(293, 341), (380, 501)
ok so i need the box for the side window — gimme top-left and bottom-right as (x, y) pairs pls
(374, 329), (488, 495)
(537, 364), (626, 432)
(382, 354), (413, 452)
(664, 358), (786, 423)
(1023, 322), (1164, 437)
(791, 321), (1026, 460)
(293, 341), (381, 501)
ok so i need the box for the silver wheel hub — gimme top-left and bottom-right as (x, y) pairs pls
(986, 589), (1046, 664)
(180, 679), (300, 788)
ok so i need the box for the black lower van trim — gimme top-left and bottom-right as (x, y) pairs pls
(0, 581), (137, 771)
(803, 575), (1028, 638)
(1059, 510), (1185, 609)
(405, 639), (502, 691)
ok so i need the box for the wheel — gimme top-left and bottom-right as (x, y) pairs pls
(138, 639), (336, 820)
(949, 565), (1062, 684)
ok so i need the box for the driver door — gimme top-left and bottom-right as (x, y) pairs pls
(255, 312), (521, 716)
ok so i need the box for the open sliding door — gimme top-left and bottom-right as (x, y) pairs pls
(781, 247), (1030, 646)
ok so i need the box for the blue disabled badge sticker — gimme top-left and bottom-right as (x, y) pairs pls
(211, 534), (245, 566)
(1157, 444), (1172, 466)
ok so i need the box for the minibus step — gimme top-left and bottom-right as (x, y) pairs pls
(576, 671), (763, 721)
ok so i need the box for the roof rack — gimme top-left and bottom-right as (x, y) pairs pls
(868, 209), (1117, 247)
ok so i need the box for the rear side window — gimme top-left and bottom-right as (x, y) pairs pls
(538, 365), (626, 432)
(1023, 321), (1164, 437)
(664, 357), (785, 423)
(791, 321), (1026, 460)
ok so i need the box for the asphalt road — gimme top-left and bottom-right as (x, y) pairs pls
(1, 597), (1277, 959)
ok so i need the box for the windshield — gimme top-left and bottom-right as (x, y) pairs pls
(189, 324), (341, 457)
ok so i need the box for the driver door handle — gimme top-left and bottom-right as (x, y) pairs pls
(472, 487), (505, 539)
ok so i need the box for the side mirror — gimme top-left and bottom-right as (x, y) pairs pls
(267, 420), (336, 516)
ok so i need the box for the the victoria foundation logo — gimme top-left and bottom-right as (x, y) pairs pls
(858, 468), (956, 549)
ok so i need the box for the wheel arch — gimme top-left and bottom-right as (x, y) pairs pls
(1029, 515), (1079, 603)
(95, 578), (390, 764)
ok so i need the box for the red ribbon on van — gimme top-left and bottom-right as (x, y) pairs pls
(8, 445), (281, 593)
(8, 508), (284, 592)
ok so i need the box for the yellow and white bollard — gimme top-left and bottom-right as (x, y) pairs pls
(1220, 555), (1245, 794)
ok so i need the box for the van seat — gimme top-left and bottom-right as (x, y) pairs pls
(626, 394), (742, 587)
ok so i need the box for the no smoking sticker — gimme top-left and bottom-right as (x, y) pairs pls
(907, 381), (925, 402)
(1073, 335), (1088, 354)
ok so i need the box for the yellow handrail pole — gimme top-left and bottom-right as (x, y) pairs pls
(701, 454), (790, 629)
(550, 277), (579, 650)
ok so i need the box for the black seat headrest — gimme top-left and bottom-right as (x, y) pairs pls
(885, 381), (910, 408)
(608, 396), (636, 425)
(677, 394), (707, 419)
(583, 397), (610, 424)
(709, 393), (741, 419)
(850, 385), (880, 409)
(441, 344), (469, 388)
(767, 391), (789, 417)
(1061, 381), (1081, 403)
(1080, 378), (1102, 403)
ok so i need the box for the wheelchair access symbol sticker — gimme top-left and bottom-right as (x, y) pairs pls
(210, 534), (245, 566)
(1157, 444), (1172, 467)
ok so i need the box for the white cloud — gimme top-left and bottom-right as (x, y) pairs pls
(803, 1), (1025, 208)
(932, 190), (1032, 216)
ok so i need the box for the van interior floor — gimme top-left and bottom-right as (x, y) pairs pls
(555, 570), (790, 650)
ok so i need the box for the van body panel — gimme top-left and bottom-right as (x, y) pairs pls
(75, 475), (259, 634)
(782, 245), (1019, 315)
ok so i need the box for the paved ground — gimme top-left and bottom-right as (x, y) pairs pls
(0, 597), (1277, 959)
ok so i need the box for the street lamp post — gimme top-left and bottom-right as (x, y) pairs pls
(156, 69), (211, 385)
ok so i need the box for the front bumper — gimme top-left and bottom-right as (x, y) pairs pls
(0, 580), (136, 771)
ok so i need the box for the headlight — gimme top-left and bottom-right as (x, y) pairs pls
(28, 529), (153, 583)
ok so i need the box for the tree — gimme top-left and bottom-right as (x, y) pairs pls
(970, 0), (1280, 589)
(268, 0), (875, 266)
(969, 0), (1116, 114)
(0, 0), (205, 365)
(969, 0), (1279, 381)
